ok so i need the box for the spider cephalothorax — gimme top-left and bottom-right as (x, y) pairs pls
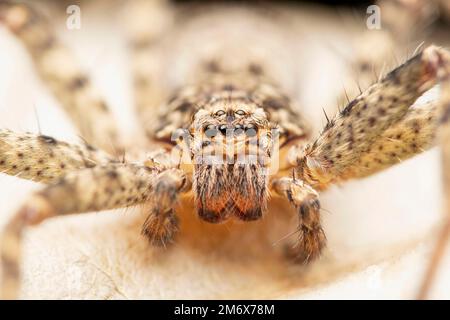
(150, 64), (308, 223)
(190, 92), (274, 223)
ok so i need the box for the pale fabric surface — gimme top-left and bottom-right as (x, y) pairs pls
(0, 2), (449, 299)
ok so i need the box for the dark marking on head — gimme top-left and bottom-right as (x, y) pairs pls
(175, 101), (193, 112)
(263, 98), (285, 110)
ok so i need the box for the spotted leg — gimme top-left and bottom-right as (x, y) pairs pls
(271, 177), (325, 263)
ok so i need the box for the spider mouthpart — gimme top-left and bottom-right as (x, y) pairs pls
(194, 162), (269, 223)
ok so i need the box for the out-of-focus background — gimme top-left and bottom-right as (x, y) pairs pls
(0, 0), (449, 299)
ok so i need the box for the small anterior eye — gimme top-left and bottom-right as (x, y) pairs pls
(218, 124), (228, 135)
(245, 124), (257, 137)
(215, 110), (225, 117)
(234, 124), (244, 136)
(204, 125), (218, 138)
(235, 110), (246, 116)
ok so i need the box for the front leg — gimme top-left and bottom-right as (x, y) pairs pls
(142, 168), (190, 247)
(0, 163), (158, 299)
(271, 177), (326, 263)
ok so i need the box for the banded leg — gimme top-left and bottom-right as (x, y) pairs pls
(142, 168), (190, 247)
(271, 177), (325, 263)
(0, 3), (122, 155)
(141, 149), (190, 247)
(0, 129), (116, 184)
(124, 0), (174, 140)
(292, 46), (443, 190)
(0, 162), (158, 299)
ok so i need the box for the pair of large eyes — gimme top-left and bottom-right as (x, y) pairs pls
(214, 110), (246, 117)
(204, 124), (257, 138)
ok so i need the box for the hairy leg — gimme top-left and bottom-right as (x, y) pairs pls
(142, 168), (190, 247)
(0, 162), (158, 299)
(271, 177), (325, 263)
(292, 46), (450, 298)
(291, 46), (443, 190)
(0, 3), (122, 154)
(0, 129), (116, 183)
(338, 100), (437, 180)
(141, 149), (190, 246)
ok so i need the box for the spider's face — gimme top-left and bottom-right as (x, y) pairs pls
(190, 101), (273, 223)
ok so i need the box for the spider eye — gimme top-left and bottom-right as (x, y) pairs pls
(234, 124), (244, 136)
(215, 110), (225, 117)
(235, 110), (246, 116)
(204, 125), (218, 138)
(218, 124), (228, 136)
(245, 124), (257, 137)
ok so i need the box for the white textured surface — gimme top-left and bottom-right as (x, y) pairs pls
(0, 2), (448, 299)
